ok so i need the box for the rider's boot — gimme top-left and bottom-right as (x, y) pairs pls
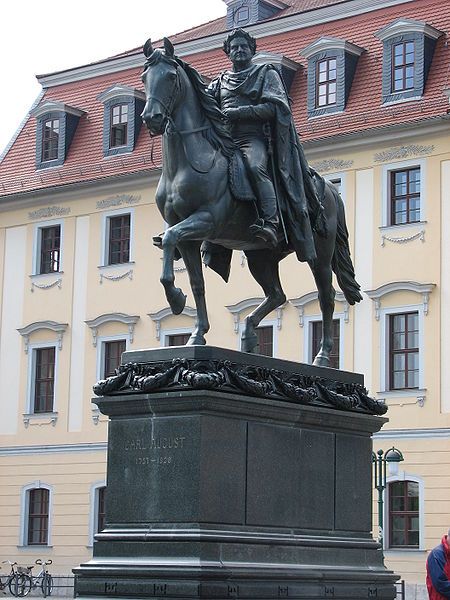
(250, 187), (279, 247)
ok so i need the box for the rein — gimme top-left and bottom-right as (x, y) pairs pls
(143, 56), (219, 174)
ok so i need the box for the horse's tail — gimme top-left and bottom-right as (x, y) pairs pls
(330, 184), (363, 305)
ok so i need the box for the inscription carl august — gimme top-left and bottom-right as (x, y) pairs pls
(124, 436), (187, 467)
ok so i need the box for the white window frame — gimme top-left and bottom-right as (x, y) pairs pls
(32, 219), (64, 276)
(323, 172), (347, 207)
(19, 482), (53, 547)
(379, 303), (424, 394)
(303, 313), (345, 369)
(381, 158), (426, 228)
(88, 481), (107, 547)
(100, 207), (135, 267)
(161, 327), (194, 348)
(26, 342), (59, 415)
(96, 335), (129, 381)
(238, 319), (278, 357)
(384, 473), (424, 552)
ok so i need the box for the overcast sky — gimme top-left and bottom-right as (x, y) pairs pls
(0, 0), (226, 156)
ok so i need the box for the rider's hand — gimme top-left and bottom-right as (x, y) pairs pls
(222, 108), (241, 121)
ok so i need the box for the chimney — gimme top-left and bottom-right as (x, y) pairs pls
(223, 0), (288, 29)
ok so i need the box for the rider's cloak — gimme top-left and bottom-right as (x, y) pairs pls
(207, 63), (324, 271)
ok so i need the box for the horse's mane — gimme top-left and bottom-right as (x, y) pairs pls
(175, 58), (236, 157)
(144, 49), (236, 158)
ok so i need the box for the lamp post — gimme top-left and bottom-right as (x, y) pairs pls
(372, 446), (404, 547)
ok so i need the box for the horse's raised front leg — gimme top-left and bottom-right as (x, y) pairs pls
(177, 241), (209, 345)
(160, 211), (214, 318)
(310, 261), (335, 367)
(242, 250), (286, 353)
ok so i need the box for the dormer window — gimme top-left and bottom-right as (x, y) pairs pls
(392, 41), (415, 92)
(317, 58), (337, 107)
(110, 104), (128, 148)
(31, 101), (85, 169)
(98, 85), (145, 157)
(375, 19), (442, 104)
(301, 37), (364, 118)
(223, 0), (288, 28)
(42, 118), (60, 161)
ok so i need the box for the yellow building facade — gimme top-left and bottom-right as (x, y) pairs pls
(1, 1), (450, 598)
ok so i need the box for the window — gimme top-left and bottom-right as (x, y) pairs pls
(110, 104), (128, 148)
(27, 488), (50, 545)
(42, 118), (60, 161)
(96, 487), (106, 533)
(311, 320), (340, 369)
(301, 38), (364, 117)
(167, 333), (191, 346)
(103, 340), (126, 378)
(376, 19), (442, 104)
(390, 168), (420, 225)
(39, 225), (61, 274)
(31, 102), (84, 169)
(108, 214), (130, 265)
(98, 86), (145, 157)
(33, 347), (56, 413)
(392, 42), (415, 92)
(316, 58), (337, 107)
(388, 480), (419, 548)
(255, 326), (273, 357)
(389, 312), (419, 390)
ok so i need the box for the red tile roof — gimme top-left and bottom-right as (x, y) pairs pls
(1, 0), (449, 198)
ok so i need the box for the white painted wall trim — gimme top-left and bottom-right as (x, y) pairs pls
(31, 218), (65, 276)
(238, 318), (278, 357)
(88, 480), (107, 547)
(148, 306), (197, 341)
(378, 303), (424, 394)
(383, 473), (425, 552)
(374, 428), (450, 439)
(99, 206), (135, 267)
(19, 482), (54, 548)
(303, 312), (345, 368)
(160, 327), (194, 348)
(25, 342), (59, 416)
(380, 158), (427, 227)
(0, 443), (107, 455)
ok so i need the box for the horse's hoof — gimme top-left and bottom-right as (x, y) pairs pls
(168, 288), (187, 315)
(187, 334), (207, 346)
(313, 353), (330, 368)
(241, 333), (258, 353)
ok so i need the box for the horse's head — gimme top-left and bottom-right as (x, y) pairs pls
(141, 38), (180, 135)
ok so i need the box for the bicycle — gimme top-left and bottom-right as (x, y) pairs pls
(0, 561), (31, 597)
(26, 559), (53, 597)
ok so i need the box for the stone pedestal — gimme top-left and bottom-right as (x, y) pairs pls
(74, 346), (398, 599)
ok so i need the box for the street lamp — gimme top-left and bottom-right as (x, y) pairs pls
(372, 446), (404, 546)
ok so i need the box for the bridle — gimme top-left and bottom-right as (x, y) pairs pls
(142, 56), (217, 173)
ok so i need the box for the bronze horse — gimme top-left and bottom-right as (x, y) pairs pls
(141, 38), (362, 367)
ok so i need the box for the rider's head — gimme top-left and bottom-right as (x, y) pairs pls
(223, 29), (257, 57)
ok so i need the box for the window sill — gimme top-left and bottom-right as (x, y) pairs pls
(98, 262), (135, 271)
(308, 109), (345, 120)
(376, 389), (426, 407)
(30, 271), (64, 279)
(23, 412), (58, 428)
(379, 222), (427, 234)
(382, 95), (422, 107)
(17, 545), (53, 550)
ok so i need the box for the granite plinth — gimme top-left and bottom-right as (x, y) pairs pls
(74, 346), (398, 599)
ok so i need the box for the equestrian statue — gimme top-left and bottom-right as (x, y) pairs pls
(141, 31), (362, 367)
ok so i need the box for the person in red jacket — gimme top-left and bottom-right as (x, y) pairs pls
(427, 529), (450, 599)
